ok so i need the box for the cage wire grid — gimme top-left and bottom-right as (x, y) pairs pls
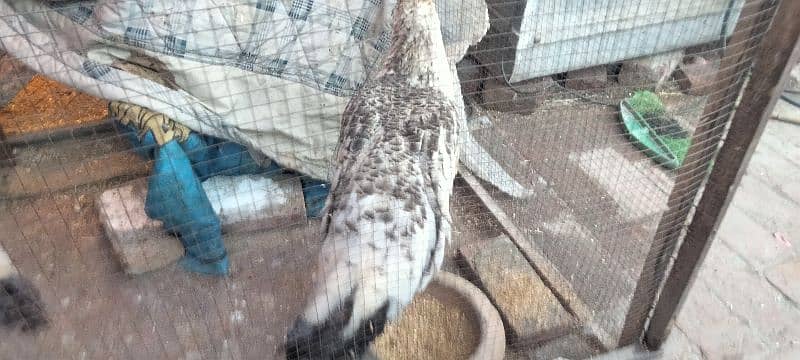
(0, 0), (781, 359)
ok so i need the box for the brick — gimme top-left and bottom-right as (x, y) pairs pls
(96, 175), (306, 275)
(618, 51), (683, 90)
(512, 76), (558, 94)
(660, 92), (707, 132)
(765, 260), (800, 306)
(459, 235), (574, 343)
(203, 174), (306, 234)
(618, 61), (658, 88)
(96, 179), (184, 275)
(675, 55), (720, 96)
(565, 66), (607, 90)
(480, 77), (551, 114)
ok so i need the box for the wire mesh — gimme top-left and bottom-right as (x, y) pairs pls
(0, 0), (781, 359)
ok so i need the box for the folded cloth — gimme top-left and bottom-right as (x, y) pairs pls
(146, 139), (228, 276)
(113, 102), (329, 275)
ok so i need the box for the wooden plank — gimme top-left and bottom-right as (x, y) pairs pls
(458, 167), (614, 350)
(617, 0), (780, 347)
(644, 0), (800, 349)
(458, 235), (575, 345)
(3, 120), (116, 147)
(0, 151), (150, 199)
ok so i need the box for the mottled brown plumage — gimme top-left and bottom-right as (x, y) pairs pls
(286, 0), (460, 358)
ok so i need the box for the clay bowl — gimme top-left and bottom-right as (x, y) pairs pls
(366, 271), (506, 360)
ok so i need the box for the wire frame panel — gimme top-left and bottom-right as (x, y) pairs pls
(0, 0), (782, 359)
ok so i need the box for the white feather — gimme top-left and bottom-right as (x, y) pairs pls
(0, 245), (18, 279)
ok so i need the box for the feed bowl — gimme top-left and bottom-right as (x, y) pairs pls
(368, 271), (505, 360)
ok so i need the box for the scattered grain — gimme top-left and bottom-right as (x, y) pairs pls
(373, 293), (479, 360)
(489, 270), (552, 324)
(0, 75), (107, 136)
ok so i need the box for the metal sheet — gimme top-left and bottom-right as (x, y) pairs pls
(510, 0), (744, 82)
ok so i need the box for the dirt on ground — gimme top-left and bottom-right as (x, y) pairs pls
(0, 75), (107, 136)
(0, 178), (323, 359)
(0, 148), (503, 359)
(373, 292), (479, 360)
(467, 85), (706, 341)
(0, 75), (709, 358)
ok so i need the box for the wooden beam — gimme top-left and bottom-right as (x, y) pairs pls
(2, 120), (116, 147)
(1, 151), (150, 200)
(618, 0), (787, 347)
(458, 167), (615, 350)
(644, 0), (800, 349)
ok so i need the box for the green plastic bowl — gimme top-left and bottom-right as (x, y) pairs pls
(620, 99), (681, 170)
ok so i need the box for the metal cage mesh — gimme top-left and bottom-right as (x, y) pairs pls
(0, 0), (781, 358)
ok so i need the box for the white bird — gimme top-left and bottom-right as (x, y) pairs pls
(285, 0), (460, 357)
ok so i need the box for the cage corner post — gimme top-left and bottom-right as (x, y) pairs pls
(619, 0), (800, 351)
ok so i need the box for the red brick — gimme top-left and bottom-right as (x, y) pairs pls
(618, 51), (683, 89)
(480, 77), (553, 114)
(565, 66), (607, 90)
(96, 175), (306, 275)
(675, 55), (720, 96)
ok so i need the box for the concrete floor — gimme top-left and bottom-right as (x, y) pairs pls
(658, 102), (800, 358)
(469, 92), (705, 348)
(2, 53), (797, 359)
